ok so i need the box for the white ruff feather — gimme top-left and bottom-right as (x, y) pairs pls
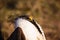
(15, 18), (46, 40)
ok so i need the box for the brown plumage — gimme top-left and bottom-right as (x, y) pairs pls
(7, 27), (26, 40)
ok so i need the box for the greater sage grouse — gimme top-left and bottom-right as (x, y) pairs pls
(8, 15), (46, 40)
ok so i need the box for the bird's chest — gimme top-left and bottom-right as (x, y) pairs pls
(17, 20), (43, 40)
(20, 26), (43, 40)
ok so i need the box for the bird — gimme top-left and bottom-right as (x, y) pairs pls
(7, 15), (46, 40)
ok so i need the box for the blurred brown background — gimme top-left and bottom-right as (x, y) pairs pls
(0, 0), (60, 40)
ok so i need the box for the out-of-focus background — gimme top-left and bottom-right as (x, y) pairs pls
(0, 0), (60, 40)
